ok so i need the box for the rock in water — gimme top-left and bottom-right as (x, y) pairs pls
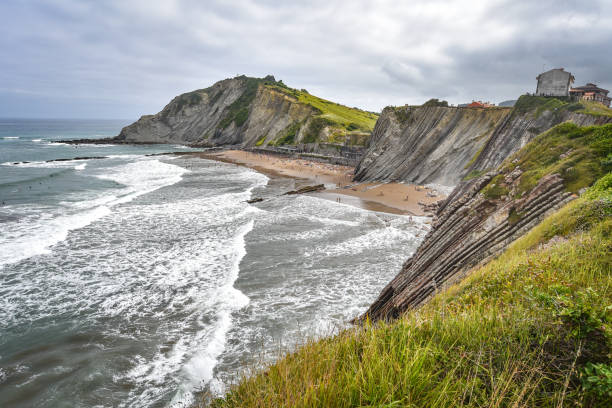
(283, 184), (325, 195)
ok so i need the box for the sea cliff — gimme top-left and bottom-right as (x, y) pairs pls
(355, 95), (612, 186)
(115, 76), (377, 152)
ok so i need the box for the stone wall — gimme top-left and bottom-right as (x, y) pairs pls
(535, 69), (572, 97)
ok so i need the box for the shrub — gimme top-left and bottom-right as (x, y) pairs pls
(275, 122), (302, 145)
(582, 363), (612, 398)
(482, 175), (508, 199)
(218, 77), (262, 129)
(302, 117), (334, 144)
(422, 98), (449, 107)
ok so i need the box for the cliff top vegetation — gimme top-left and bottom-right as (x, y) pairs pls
(264, 81), (378, 132)
(513, 94), (612, 120)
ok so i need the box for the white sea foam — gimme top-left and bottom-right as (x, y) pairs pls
(0, 157), (428, 407)
(2, 136), (19, 139)
(7, 159), (83, 168)
(172, 220), (254, 405)
(0, 206), (112, 267)
(32, 138), (43, 142)
(0, 159), (188, 267)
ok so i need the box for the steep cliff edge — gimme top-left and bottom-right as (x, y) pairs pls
(354, 105), (511, 185)
(115, 75), (377, 148)
(355, 95), (612, 186)
(364, 121), (612, 321)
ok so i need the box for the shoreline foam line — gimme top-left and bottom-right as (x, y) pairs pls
(0, 159), (188, 267)
(172, 219), (255, 406)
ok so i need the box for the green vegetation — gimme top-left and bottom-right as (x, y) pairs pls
(391, 106), (412, 124)
(463, 169), (487, 181)
(218, 77), (263, 129)
(211, 174), (611, 407)
(159, 89), (205, 122)
(511, 94), (611, 122)
(302, 117), (335, 144)
(209, 75), (378, 145)
(265, 83), (378, 132)
(255, 135), (266, 146)
(507, 207), (524, 225)
(501, 122), (612, 195)
(464, 142), (488, 170)
(272, 122), (302, 146)
(512, 95), (572, 116)
(578, 100), (612, 118)
(422, 98), (449, 107)
(481, 174), (509, 199)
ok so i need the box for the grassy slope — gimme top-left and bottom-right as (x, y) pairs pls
(578, 101), (612, 118)
(211, 127), (612, 407)
(266, 83), (378, 141)
(166, 76), (378, 146)
(481, 122), (612, 199)
(512, 94), (612, 121)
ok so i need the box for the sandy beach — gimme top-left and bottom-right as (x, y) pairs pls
(194, 150), (447, 216)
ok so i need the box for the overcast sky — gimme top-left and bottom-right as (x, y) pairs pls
(1, 0), (611, 119)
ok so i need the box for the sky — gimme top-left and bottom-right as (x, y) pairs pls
(1, 0), (611, 119)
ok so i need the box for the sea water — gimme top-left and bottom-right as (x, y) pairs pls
(0, 119), (430, 407)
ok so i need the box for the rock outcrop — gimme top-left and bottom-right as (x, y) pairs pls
(355, 96), (612, 186)
(354, 106), (511, 185)
(364, 172), (573, 321)
(114, 75), (377, 150)
(363, 119), (612, 322)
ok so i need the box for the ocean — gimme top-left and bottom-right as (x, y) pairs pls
(0, 119), (430, 407)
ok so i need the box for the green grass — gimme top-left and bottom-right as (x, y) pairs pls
(464, 138), (489, 170)
(210, 176), (612, 407)
(479, 122), (612, 198)
(302, 117), (335, 144)
(463, 169), (487, 181)
(265, 84), (378, 132)
(510, 94), (609, 122)
(578, 100), (612, 118)
(271, 121), (302, 146)
(255, 135), (266, 146)
(512, 95), (573, 116)
(207, 76), (378, 145)
(481, 174), (509, 199)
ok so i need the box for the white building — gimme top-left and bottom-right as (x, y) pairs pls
(535, 68), (575, 97)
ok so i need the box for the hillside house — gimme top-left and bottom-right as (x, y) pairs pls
(535, 68), (574, 96)
(569, 83), (611, 107)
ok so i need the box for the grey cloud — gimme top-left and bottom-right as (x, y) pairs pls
(0, 0), (610, 118)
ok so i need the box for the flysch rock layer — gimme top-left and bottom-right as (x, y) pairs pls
(116, 77), (316, 146)
(363, 172), (574, 321)
(355, 104), (612, 186)
(354, 106), (511, 186)
(363, 109), (612, 322)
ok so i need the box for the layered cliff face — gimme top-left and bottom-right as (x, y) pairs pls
(117, 77), (249, 144)
(354, 105), (511, 186)
(364, 121), (612, 321)
(355, 95), (612, 187)
(116, 75), (377, 148)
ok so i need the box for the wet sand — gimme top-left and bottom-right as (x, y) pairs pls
(192, 150), (446, 216)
